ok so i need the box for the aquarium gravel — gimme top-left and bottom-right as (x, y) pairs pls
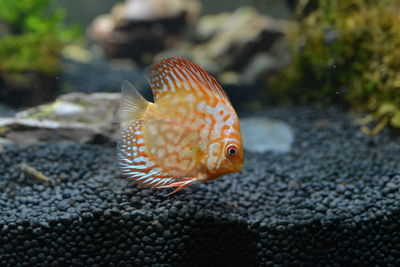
(1, 106), (400, 266)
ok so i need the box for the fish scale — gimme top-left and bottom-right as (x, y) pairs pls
(145, 112), (198, 171)
(118, 57), (244, 195)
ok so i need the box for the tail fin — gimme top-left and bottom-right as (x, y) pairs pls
(119, 81), (149, 124)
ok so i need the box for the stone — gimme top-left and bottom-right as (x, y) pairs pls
(154, 6), (290, 96)
(192, 7), (287, 70)
(0, 92), (121, 145)
(240, 117), (294, 153)
(90, 0), (201, 64)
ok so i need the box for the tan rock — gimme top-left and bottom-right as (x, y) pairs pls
(0, 92), (122, 145)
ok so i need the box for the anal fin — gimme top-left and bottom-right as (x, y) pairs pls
(157, 178), (196, 196)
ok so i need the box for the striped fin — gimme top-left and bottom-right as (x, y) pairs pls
(118, 120), (195, 194)
(118, 81), (149, 124)
(118, 120), (177, 189)
(158, 178), (197, 196)
(144, 57), (230, 102)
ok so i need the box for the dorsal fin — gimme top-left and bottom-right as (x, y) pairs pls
(144, 57), (230, 102)
(118, 81), (149, 124)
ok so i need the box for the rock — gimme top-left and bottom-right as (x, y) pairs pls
(62, 44), (92, 63)
(0, 92), (121, 145)
(123, 0), (200, 22)
(52, 101), (85, 117)
(286, 0), (319, 16)
(241, 44), (290, 85)
(154, 6), (290, 100)
(190, 6), (288, 71)
(90, 0), (201, 64)
(240, 117), (294, 153)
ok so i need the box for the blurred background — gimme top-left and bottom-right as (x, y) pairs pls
(56, 0), (291, 26)
(0, 0), (399, 144)
(2, 2), (400, 266)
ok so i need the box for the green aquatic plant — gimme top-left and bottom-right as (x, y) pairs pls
(274, 0), (400, 132)
(0, 0), (80, 106)
(0, 33), (61, 75)
(0, 0), (80, 75)
(0, 0), (79, 41)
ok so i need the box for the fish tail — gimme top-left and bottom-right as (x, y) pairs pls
(119, 80), (149, 123)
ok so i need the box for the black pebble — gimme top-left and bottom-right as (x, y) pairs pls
(0, 106), (399, 266)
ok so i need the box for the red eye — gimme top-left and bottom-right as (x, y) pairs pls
(226, 144), (237, 157)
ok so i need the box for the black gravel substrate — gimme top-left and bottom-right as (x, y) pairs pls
(1, 106), (400, 266)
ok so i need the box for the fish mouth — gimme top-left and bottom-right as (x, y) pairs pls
(220, 157), (242, 174)
(232, 161), (243, 173)
(236, 163), (244, 172)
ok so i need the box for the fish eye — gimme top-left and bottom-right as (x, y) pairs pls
(226, 144), (238, 157)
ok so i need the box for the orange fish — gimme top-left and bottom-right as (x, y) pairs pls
(118, 57), (243, 195)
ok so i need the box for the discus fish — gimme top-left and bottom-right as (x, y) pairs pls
(118, 57), (243, 195)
